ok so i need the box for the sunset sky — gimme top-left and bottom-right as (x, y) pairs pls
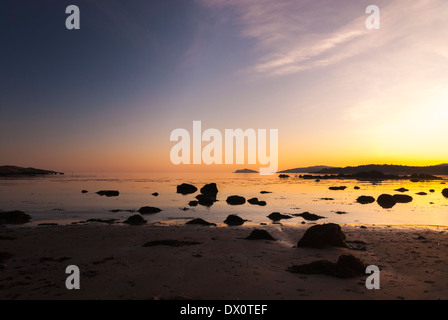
(1, 0), (448, 173)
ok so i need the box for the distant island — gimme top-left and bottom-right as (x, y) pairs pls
(233, 168), (258, 173)
(279, 165), (337, 173)
(0, 166), (64, 176)
(310, 164), (448, 175)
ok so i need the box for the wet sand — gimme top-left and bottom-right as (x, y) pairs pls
(0, 223), (447, 300)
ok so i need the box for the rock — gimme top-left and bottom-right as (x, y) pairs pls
(356, 196), (375, 204)
(81, 190), (88, 193)
(295, 212), (325, 221)
(152, 192), (159, 196)
(377, 194), (396, 209)
(188, 201), (199, 207)
(416, 192), (427, 196)
(297, 223), (347, 249)
(176, 183), (197, 195)
(245, 229), (276, 241)
(96, 190), (119, 197)
(267, 212), (292, 221)
(443, 188), (448, 198)
(279, 174), (289, 178)
(186, 218), (216, 226)
(86, 218), (118, 224)
(287, 254), (366, 278)
(195, 194), (214, 207)
(0, 210), (31, 224)
(395, 188), (409, 192)
(224, 215), (246, 226)
(329, 186), (347, 190)
(138, 206), (162, 214)
(123, 215), (147, 225)
(226, 195), (246, 205)
(260, 191), (272, 194)
(142, 240), (201, 247)
(429, 189), (435, 193)
(392, 194), (413, 203)
(200, 183), (218, 199)
(354, 186), (360, 190)
(248, 198), (267, 206)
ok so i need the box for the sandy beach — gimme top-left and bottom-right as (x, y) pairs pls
(1, 222), (447, 300)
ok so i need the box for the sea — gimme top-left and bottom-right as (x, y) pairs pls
(1, 172), (447, 227)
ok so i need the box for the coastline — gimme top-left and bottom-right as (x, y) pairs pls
(1, 222), (447, 300)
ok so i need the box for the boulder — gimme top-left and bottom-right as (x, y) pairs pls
(224, 215), (246, 226)
(152, 192), (159, 196)
(176, 183), (197, 195)
(185, 218), (216, 226)
(260, 191), (272, 194)
(416, 192), (427, 196)
(96, 190), (119, 197)
(443, 188), (448, 198)
(81, 190), (88, 193)
(287, 254), (366, 278)
(279, 174), (289, 178)
(356, 196), (375, 204)
(226, 195), (246, 205)
(395, 188), (409, 193)
(377, 194), (396, 209)
(267, 212), (292, 221)
(123, 215), (147, 225)
(248, 198), (267, 206)
(200, 183), (218, 199)
(195, 194), (214, 207)
(392, 194), (413, 203)
(0, 210), (31, 224)
(138, 206), (162, 214)
(297, 223), (347, 248)
(188, 201), (199, 207)
(329, 186), (347, 190)
(295, 212), (325, 221)
(245, 229), (276, 241)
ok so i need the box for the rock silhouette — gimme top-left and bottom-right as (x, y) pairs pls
(0, 210), (31, 224)
(329, 186), (347, 190)
(224, 215), (246, 226)
(295, 212), (325, 221)
(176, 183), (197, 195)
(123, 215), (147, 225)
(200, 183), (218, 199)
(245, 229), (276, 241)
(377, 194), (396, 209)
(138, 206), (162, 214)
(248, 198), (266, 206)
(356, 196), (375, 204)
(186, 218), (216, 226)
(226, 195), (246, 205)
(393, 194), (413, 203)
(443, 188), (448, 198)
(297, 223), (347, 249)
(267, 212), (292, 221)
(96, 190), (119, 197)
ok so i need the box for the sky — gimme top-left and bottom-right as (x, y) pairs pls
(1, 0), (448, 173)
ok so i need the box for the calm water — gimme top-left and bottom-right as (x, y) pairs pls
(1, 172), (447, 227)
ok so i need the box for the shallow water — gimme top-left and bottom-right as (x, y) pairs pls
(0, 172), (447, 227)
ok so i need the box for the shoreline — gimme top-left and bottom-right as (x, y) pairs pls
(1, 222), (447, 300)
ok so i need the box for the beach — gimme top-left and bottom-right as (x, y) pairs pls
(1, 222), (447, 300)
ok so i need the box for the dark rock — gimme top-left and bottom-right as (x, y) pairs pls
(123, 215), (147, 225)
(195, 194), (214, 207)
(395, 188), (409, 192)
(176, 183), (197, 195)
(267, 212), (292, 221)
(200, 183), (218, 199)
(356, 196), (375, 204)
(334, 211), (347, 215)
(142, 240), (201, 247)
(377, 194), (396, 209)
(248, 198), (267, 206)
(443, 188), (448, 198)
(329, 186), (347, 190)
(96, 190), (119, 197)
(138, 206), (162, 214)
(287, 254), (366, 278)
(0, 210), (31, 224)
(86, 218), (118, 224)
(186, 218), (216, 226)
(429, 189), (435, 193)
(226, 195), (246, 205)
(416, 192), (427, 196)
(260, 191), (272, 194)
(297, 223), (347, 249)
(392, 194), (413, 203)
(152, 192), (159, 196)
(81, 190), (88, 193)
(188, 201), (199, 207)
(354, 186), (360, 190)
(224, 215), (246, 226)
(279, 174), (289, 178)
(245, 229), (276, 241)
(295, 212), (325, 221)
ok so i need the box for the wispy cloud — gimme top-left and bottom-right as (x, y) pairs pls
(199, 0), (448, 77)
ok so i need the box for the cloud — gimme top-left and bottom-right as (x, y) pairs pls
(199, 0), (448, 77)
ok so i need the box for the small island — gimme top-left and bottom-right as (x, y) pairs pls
(0, 166), (64, 176)
(233, 168), (259, 173)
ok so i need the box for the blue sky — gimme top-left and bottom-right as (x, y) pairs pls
(1, 0), (448, 172)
